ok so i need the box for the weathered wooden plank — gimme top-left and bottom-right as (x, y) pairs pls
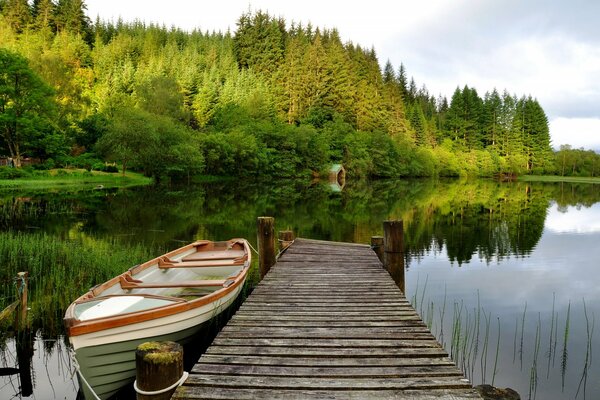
(205, 346), (448, 357)
(226, 319), (423, 328)
(211, 338), (439, 348)
(230, 313), (420, 321)
(196, 355), (457, 367)
(173, 388), (481, 400)
(180, 374), (472, 390)
(219, 326), (431, 338)
(191, 363), (464, 378)
(286, 238), (371, 248)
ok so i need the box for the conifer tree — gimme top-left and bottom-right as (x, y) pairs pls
(54, 0), (89, 35)
(2, 0), (32, 33)
(32, 0), (55, 31)
(397, 63), (408, 102)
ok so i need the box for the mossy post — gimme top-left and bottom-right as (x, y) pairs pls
(383, 220), (405, 293)
(15, 272), (28, 331)
(278, 230), (295, 253)
(371, 236), (384, 264)
(258, 217), (276, 280)
(135, 341), (183, 400)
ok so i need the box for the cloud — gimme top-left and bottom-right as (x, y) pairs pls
(550, 117), (600, 151)
(545, 203), (600, 234)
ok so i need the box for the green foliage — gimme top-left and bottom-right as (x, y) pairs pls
(0, 6), (567, 180)
(97, 107), (203, 182)
(554, 145), (600, 177)
(0, 165), (30, 179)
(0, 48), (59, 166)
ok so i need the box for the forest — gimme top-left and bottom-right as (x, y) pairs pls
(0, 0), (598, 181)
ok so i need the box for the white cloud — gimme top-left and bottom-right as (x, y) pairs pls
(545, 203), (600, 234)
(550, 117), (600, 151)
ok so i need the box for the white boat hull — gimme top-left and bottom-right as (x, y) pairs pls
(73, 284), (242, 399)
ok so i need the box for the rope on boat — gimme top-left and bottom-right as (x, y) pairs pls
(69, 349), (102, 400)
(133, 371), (189, 396)
(247, 241), (259, 255)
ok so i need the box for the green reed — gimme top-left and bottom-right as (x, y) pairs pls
(529, 313), (541, 400)
(492, 317), (500, 386)
(0, 231), (157, 337)
(520, 302), (527, 370)
(575, 299), (594, 399)
(547, 293), (556, 378)
(561, 301), (571, 391)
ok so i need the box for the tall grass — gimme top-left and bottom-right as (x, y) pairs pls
(410, 282), (595, 399)
(0, 231), (157, 337)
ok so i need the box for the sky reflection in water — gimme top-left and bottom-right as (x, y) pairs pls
(407, 202), (600, 399)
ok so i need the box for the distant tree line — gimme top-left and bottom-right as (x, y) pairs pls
(0, 2), (594, 181)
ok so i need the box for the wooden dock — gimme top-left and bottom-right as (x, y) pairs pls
(173, 238), (481, 399)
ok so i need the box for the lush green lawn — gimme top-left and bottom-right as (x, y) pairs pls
(0, 169), (152, 189)
(520, 175), (600, 184)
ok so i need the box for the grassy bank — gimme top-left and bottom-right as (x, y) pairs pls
(0, 168), (152, 189)
(0, 231), (158, 335)
(520, 175), (600, 184)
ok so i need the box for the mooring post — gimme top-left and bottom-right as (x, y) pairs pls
(370, 236), (384, 264)
(135, 341), (184, 400)
(383, 220), (405, 293)
(278, 230), (295, 253)
(258, 217), (276, 280)
(15, 272), (28, 331)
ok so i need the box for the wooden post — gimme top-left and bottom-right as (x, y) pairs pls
(16, 329), (33, 397)
(371, 236), (384, 264)
(278, 230), (295, 253)
(257, 217), (276, 280)
(383, 220), (405, 293)
(15, 272), (28, 331)
(135, 341), (183, 400)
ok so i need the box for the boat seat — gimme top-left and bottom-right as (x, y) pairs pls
(182, 250), (246, 261)
(119, 274), (233, 290)
(158, 256), (245, 269)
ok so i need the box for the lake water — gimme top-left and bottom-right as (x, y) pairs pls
(1, 178), (599, 399)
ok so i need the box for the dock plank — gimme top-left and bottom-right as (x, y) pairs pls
(174, 238), (481, 399)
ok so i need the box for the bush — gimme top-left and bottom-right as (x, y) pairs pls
(103, 165), (119, 173)
(0, 166), (31, 179)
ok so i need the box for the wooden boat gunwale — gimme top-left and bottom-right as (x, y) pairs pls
(64, 239), (250, 337)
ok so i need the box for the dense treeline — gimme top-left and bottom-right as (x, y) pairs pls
(0, 1), (585, 182)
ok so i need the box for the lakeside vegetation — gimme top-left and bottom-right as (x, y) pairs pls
(520, 175), (600, 184)
(2, 1), (596, 183)
(0, 166), (151, 188)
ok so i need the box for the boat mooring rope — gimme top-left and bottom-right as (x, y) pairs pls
(246, 241), (259, 255)
(133, 371), (189, 396)
(69, 349), (102, 400)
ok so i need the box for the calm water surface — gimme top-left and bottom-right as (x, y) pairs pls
(1, 179), (598, 399)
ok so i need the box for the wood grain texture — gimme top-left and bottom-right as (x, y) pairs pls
(174, 238), (481, 400)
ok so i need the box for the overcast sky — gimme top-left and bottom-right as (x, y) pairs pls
(86, 0), (600, 151)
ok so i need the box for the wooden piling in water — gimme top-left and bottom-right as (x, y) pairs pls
(278, 230), (295, 253)
(371, 236), (384, 263)
(135, 341), (184, 400)
(383, 220), (405, 293)
(257, 217), (276, 280)
(15, 272), (28, 331)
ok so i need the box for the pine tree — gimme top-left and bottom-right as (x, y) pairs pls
(32, 0), (55, 31)
(482, 89), (502, 150)
(2, 0), (32, 33)
(54, 0), (90, 35)
(233, 10), (285, 75)
(397, 63), (408, 103)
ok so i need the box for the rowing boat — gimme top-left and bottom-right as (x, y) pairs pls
(64, 239), (251, 399)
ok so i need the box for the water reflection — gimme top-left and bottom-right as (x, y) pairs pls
(545, 202), (600, 234)
(1, 178), (600, 399)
